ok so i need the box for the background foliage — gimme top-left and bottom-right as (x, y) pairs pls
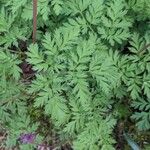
(0, 0), (150, 149)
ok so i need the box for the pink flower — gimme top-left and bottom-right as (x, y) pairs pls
(37, 144), (51, 150)
(19, 133), (36, 144)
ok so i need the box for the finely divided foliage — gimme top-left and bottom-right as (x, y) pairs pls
(0, 0), (150, 149)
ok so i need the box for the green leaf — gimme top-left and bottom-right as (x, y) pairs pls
(27, 44), (49, 71)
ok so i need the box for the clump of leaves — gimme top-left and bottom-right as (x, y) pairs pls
(0, 0), (150, 149)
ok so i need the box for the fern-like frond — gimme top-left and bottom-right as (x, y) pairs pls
(98, 0), (131, 46)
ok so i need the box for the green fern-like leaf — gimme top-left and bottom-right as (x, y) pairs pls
(98, 0), (131, 46)
(131, 98), (150, 130)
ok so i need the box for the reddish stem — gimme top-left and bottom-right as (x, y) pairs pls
(33, 0), (37, 43)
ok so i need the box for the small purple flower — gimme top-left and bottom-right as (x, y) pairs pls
(37, 144), (51, 150)
(37, 144), (45, 150)
(19, 133), (36, 144)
